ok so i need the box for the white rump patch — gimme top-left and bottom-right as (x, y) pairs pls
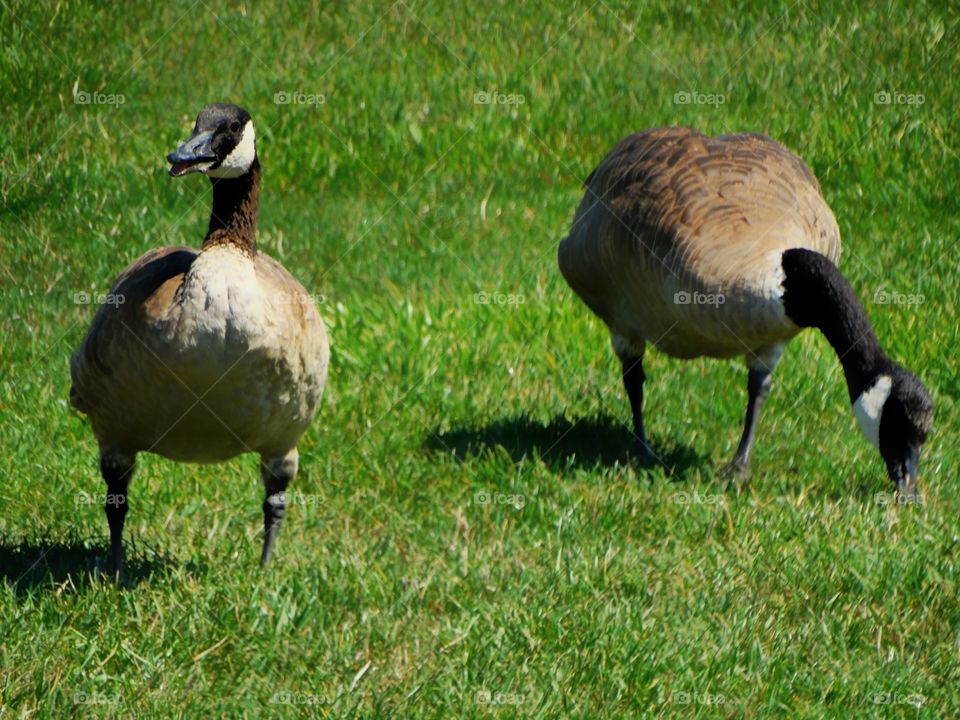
(852, 374), (893, 449)
(208, 120), (256, 178)
(764, 249), (789, 303)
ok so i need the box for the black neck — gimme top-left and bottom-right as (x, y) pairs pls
(781, 248), (892, 401)
(203, 158), (260, 253)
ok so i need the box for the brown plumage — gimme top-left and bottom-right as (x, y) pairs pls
(559, 127), (840, 363)
(558, 127), (845, 475)
(70, 103), (329, 578)
(69, 244), (328, 463)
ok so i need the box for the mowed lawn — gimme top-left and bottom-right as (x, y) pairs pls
(1, 1), (958, 717)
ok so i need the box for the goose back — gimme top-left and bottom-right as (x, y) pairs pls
(559, 127), (841, 359)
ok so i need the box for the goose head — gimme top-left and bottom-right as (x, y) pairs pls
(854, 365), (933, 499)
(168, 103), (256, 179)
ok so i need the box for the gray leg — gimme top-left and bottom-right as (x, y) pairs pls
(100, 450), (135, 582)
(724, 368), (773, 477)
(620, 354), (657, 465)
(260, 448), (299, 566)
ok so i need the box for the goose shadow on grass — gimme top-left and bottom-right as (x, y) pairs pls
(0, 536), (183, 595)
(425, 412), (709, 480)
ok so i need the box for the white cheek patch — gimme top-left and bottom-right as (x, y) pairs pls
(852, 374), (893, 449)
(208, 120), (256, 178)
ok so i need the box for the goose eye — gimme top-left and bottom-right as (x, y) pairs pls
(230, 121), (241, 133)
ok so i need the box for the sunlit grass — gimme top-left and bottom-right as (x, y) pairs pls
(1, 1), (957, 717)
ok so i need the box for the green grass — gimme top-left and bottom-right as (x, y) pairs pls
(1, 0), (958, 717)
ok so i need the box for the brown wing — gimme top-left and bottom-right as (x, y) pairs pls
(585, 127), (838, 266)
(69, 246), (198, 413)
(560, 127), (841, 317)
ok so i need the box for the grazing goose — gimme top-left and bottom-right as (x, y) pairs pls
(559, 127), (932, 495)
(70, 103), (329, 578)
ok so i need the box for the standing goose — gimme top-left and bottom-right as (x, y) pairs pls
(70, 103), (329, 578)
(559, 127), (932, 494)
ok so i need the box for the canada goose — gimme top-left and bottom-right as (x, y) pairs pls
(558, 127), (932, 495)
(70, 103), (329, 579)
